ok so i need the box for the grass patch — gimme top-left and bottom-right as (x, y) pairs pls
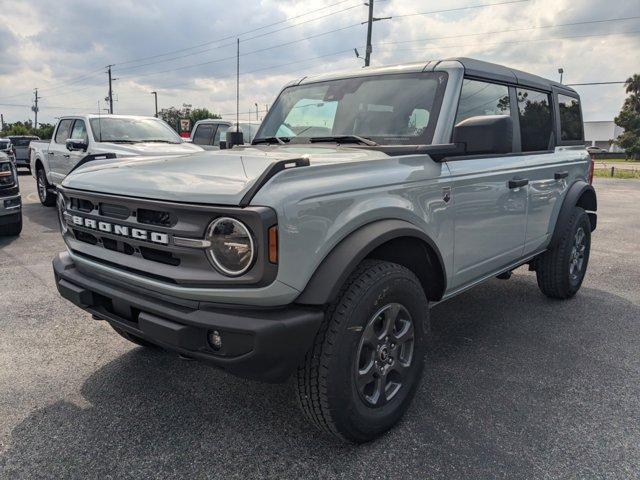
(594, 158), (639, 164)
(594, 168), (640, 179)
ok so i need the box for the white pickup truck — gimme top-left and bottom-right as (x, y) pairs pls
(30, 114), (203, 206)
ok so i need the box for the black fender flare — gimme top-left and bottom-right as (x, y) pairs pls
(295, 219), (446, 306)
(551, 180), (597, 247)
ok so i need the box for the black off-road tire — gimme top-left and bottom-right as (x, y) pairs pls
(36, 167), (56, 207)
(111, 325), (161, 349)
(0, 214), (22, 236)
(536, 206), (591, 299)
(295, 259), (429, 443)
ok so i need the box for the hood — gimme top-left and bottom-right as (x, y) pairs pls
(62, 145), (389, 205)
(99, 141), (204, 157)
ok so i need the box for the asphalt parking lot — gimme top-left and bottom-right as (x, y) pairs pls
(1, 174), (639, 479)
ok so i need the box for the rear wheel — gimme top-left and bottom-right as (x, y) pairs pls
(36, 167), (56, 206)
(295, 259), (429, 443)
(535, 206), (591, 299)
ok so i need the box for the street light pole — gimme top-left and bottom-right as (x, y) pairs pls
(151, 91), (158, 117)
(558, 67), (564, 84)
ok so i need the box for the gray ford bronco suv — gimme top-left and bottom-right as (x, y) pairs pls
(53, 58), (596, 442)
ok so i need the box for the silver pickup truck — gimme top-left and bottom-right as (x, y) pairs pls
(52, 58), (596, 443)
(30, 114), (203, 206)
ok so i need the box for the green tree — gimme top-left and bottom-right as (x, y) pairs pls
(614, 73), (640, 160)
(157, 104), (220, 133)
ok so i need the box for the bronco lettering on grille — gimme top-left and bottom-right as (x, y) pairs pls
(71, 215), (169, 245)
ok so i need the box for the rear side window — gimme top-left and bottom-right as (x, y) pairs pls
(516, 89), (553, 151)
(455, 79), (510, 125)
(54, 119), (74, 144)
(558, 94), (583, 141)
(214, 124), (229, 146)
(192, 124), (216, 145)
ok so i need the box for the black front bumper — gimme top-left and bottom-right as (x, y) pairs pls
(53, 252), (323, 382)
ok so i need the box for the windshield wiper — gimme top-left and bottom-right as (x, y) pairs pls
(106, 140), (138, 144)
(252, 136), (290, 145)
(309, 135), (378, 146)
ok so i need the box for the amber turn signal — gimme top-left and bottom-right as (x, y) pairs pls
(268, 226), (278, 264)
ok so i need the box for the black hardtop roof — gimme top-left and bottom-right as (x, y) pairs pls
(445, 57), (578, 95)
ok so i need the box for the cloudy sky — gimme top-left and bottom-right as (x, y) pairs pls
(0, 0), (638, 125)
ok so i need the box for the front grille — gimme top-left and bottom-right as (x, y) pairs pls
(0, 185), (19, 197)
(61, 188), (277, 287)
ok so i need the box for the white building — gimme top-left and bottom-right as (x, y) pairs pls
(584, 121), (624, 152)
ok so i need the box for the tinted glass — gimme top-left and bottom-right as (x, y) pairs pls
(192, 124), (215, 145)
(70, 120), (88, 141)
(9, 137), (37, 146)
(257, 72), (448, 145)
(214, 124), (229, 145)
(0, 140), (10, 149)
(55, 119), (74, 144)
(455, 79), (510, 124)
(558, 94), (583, 141)
(89, 117), (181, 143)
(517, 89), (553, 151)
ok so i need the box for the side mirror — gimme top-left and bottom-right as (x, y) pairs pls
(66, 138), (88, 152)
(453, 115), (512, 155)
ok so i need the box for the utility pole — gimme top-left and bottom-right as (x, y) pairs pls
(1, 113), (4, 131)
(363, 1), (391, 67)
(107, 65), (114, 114)
(558, 68), (564, 84)
(255, 103), (259, 121)
(151, 91), (158, 117)
(32, 88), (39, 129)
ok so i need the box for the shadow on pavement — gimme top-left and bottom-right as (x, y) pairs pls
(2, 276), (639, 478)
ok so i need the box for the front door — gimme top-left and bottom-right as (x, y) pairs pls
(446, 79), (528, 290)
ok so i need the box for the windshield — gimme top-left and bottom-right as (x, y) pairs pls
(0, 141), (10, 149)
(255, 72), (447, 145)
(89, 117), (181, 143)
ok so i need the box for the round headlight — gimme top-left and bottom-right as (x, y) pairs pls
(57, 194), (68, 235)
(206, 217), (255, 276)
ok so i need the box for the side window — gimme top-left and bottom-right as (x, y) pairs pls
(54, 119), (74, 144)
(70, 120), (88, 141)
(192, 124), (216, 145)
(558, 94), (583, 141)
(516, 88), (553, 151)
(455, 79), (510, 125)
(214, 124), (229, 146)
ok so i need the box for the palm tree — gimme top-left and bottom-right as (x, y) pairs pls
(625, 74), (640, 95)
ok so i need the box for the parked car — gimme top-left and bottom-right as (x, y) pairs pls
(0, 138), (16, 165)
(586, 146), (608, 154)
(30, 114), (204, 206)
(190, 119), (261, 149)
(8, 135), (39, 171)
(0, 151), (22, 236)
(52, 58), (596, 443)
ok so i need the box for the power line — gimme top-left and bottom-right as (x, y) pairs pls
(391, 0), (529, 19)
(566, 81), (627, 86)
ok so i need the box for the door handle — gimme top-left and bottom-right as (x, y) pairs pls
(508, 178), (529, 189)
(554, 171), (569, 180)
(47, 151), (54, 155)
(63, 154), (70, 158)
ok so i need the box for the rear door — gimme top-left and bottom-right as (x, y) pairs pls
(446, 78), (529, 290)
(520, 88), (580, 254)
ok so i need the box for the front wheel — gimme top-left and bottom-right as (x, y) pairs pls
(36, 167), (56, 206)
(295, 260), (429, 443)
(535, 206), (591, 299)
